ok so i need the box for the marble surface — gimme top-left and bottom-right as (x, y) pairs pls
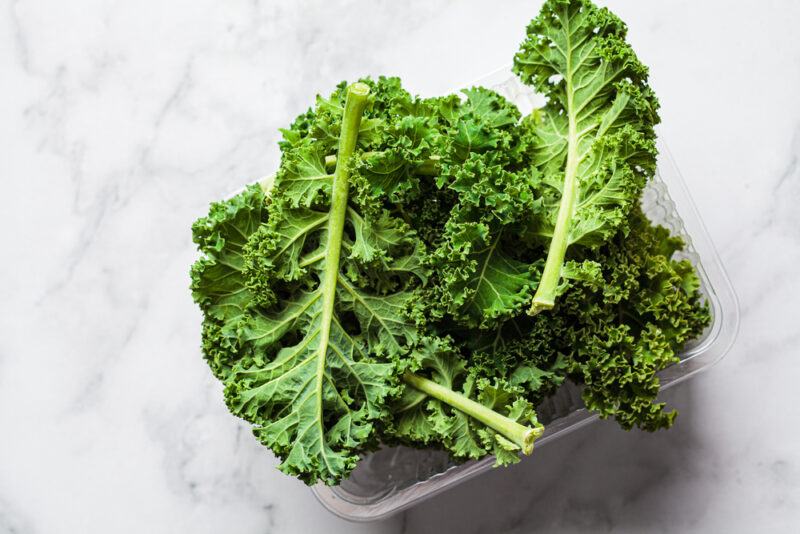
(2, 0), (799, 532)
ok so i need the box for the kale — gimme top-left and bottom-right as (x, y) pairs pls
(190, 0), (711, 486)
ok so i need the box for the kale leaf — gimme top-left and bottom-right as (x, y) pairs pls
(513, 0), (661, 314)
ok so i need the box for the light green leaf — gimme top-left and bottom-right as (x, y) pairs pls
(276, 146), (333, 208)
(203, 82), (430, 485)
(229, 291), (395, 483)
(513, 0), (660, 312)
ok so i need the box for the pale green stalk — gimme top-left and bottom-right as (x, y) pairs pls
(529, 30), (580, 315)
(315, 82), (371, 421)
(402, 372), (542, 454)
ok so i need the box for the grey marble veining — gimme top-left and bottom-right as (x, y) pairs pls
(2, 1), (799, 533)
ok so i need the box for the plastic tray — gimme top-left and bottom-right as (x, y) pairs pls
(308, 68), (740, 521)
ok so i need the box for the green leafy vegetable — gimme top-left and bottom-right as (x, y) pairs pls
(392, 336), (542, 465)
(566, 208), (711, 430)
(192, 80), (544, 485)
(513, 0), (660, 313)
(427, 88), (541, 328)
(190, 0), (712, 487)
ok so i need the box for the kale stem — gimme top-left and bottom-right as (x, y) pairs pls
(314, 83), (370, 421)
(402, 371), (542, 455)
(529, 159), (577, 314)
(529, 33), (580, 315)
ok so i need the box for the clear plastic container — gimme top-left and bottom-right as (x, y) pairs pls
(311, 68), (741, 521)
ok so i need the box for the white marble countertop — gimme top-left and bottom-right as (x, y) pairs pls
(3, 1), (799, 532)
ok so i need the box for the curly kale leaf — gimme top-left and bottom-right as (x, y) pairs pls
(193, 83), (429, 485)
(391, 337), (543, 466)
(191, 185), (268, 381)
(433, 222), (537, 329)
(191, 185), (266, 323)
(564, 208), (710, 430)
(426, 89), (542, 328)
(467, 316), (570, 407)
(230, 287), (404, 481)
(513, 0), (661, 313)
(455, 206), (710, 433)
